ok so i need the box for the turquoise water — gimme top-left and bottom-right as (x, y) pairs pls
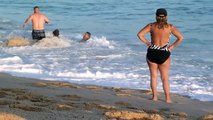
(0, 0), (212, 101)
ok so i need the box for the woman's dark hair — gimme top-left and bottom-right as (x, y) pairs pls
(155, 8), (169, 29)
(156, 16), (169, 29)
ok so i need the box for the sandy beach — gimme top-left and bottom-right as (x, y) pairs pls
(0, 73), (212, 120)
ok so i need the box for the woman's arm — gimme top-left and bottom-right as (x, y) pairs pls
(137, 24), (152, 46)
(168, 25), (184, 51)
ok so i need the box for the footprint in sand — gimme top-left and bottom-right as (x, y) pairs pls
(159, 108), (171, 112)
(0, 88), (27, 97)
(115, 101), (139, 110)
(52, 103), (75, 111)
(58, 94), (82, 101)
(115, 101), (131, 107)
(0, 100), (20, 106)
(33, 102), (53, 107)
(83, 102), (117, 111)
(0, 91), (8, 98)
(32, 82), (81, 89)
(111, 87), (138, 97)
(84, 85), (104, 93)
(0, 88), (54, 112)
(116, 93), (131, 97)
(139, 90), (152, 95)
(143, 109), (160, 114)
(9, 104), (44, 112)
(15, 92), (52, 103)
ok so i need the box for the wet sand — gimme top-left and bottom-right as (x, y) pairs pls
(0, 73), (212, 120)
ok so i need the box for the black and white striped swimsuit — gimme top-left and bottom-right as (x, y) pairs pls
(148, 42), (169, 51)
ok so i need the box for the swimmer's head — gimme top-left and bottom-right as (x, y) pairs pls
(53, 29), (59, 37)
(83, 32), (91, 41)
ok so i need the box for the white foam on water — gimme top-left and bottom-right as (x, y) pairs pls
(56, 70), (140, 79)
(168, 74), (213, 101)
(0, 64), (42, 74)
(0, 56), (22, 64)
(95, 55), (123, 60)
(33, 37), (71, 48)
(85, 36), (115, 49)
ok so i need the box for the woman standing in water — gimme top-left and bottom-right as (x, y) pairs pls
(137, 8), (184, 103)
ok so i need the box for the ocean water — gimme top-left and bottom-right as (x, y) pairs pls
(0, 0), (212, 101)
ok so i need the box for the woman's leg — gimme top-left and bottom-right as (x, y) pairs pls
(159, 57), (171, 103)
(147, 59), (158, 101)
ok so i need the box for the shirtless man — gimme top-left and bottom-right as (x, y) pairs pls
(137, 8), (184, 103)
(22, 6), (49, 41)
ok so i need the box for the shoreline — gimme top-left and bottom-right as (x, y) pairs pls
(0, 73), (212, 120)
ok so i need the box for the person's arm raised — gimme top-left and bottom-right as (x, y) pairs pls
(22, 15), (33, 28)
